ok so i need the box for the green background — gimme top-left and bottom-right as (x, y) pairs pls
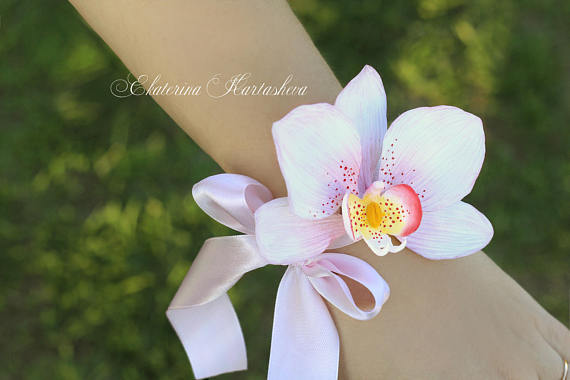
(1, 0), (568, 378)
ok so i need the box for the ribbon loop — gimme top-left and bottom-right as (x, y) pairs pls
(171, 173), (390, 380)
(193, 173), (273, 234)
(303, 253), (390, 321)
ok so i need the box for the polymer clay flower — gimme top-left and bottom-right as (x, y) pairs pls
(272, 65), (493, 258)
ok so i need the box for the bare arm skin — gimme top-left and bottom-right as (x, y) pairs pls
(68, 0), (570, 378)
(70, 0), (337, 196)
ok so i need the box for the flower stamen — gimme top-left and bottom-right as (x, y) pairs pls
(366, 202), (383, 229)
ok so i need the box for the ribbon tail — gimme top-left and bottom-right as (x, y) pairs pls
(166, 294), (246, 379)
(166, 235), (267, 379)
(268, 266), (339, 380)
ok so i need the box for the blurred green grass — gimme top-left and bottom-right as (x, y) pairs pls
(0, 0), (568, 378)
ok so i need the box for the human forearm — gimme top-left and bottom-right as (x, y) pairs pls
(69, 0), (340, 196)
(69, 1), (570, 378)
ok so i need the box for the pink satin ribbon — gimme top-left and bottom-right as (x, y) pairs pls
(167, 174), (389, 379)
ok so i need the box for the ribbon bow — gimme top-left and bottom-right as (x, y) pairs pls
(167, 174), (390, 379)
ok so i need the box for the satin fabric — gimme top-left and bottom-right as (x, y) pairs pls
(192, 173), (273, 234)
(166, 173), (389, 379)
(268, 254), (390, 380)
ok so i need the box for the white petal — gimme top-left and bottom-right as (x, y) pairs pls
(273, 103), (361, 219)
(378, 106), (485, 212)
(363, 234), (391, 256)
(254, 198), (346, 265)
(404, 201), (493, 260)
(335, 65), (387, 190)
(327, 232), (355, 250)
(364, 234), (406, 256)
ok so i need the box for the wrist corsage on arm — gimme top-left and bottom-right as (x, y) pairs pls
(166, 65), (493, 380)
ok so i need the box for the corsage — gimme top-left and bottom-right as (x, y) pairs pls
(166, 65), (493, 379)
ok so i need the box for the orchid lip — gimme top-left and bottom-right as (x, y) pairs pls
(341, 181), (422, 255)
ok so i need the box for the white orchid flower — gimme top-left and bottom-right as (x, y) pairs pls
(270, 65), (493, 259)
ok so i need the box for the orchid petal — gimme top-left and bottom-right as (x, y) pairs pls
(255, 198), (346, 265)
(341, 192), (362, 241)
(378, 106), (485, 212)
(273, 103), (361, 219)
(404, 201), (493, 259)
(363, 234), (390, 256)
(335, 65), (387, 191)
(327, 232), (355, 250)
(381, 184), (422, 237)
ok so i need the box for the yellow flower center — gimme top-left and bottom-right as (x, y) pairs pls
(366, 202), (384, 229)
